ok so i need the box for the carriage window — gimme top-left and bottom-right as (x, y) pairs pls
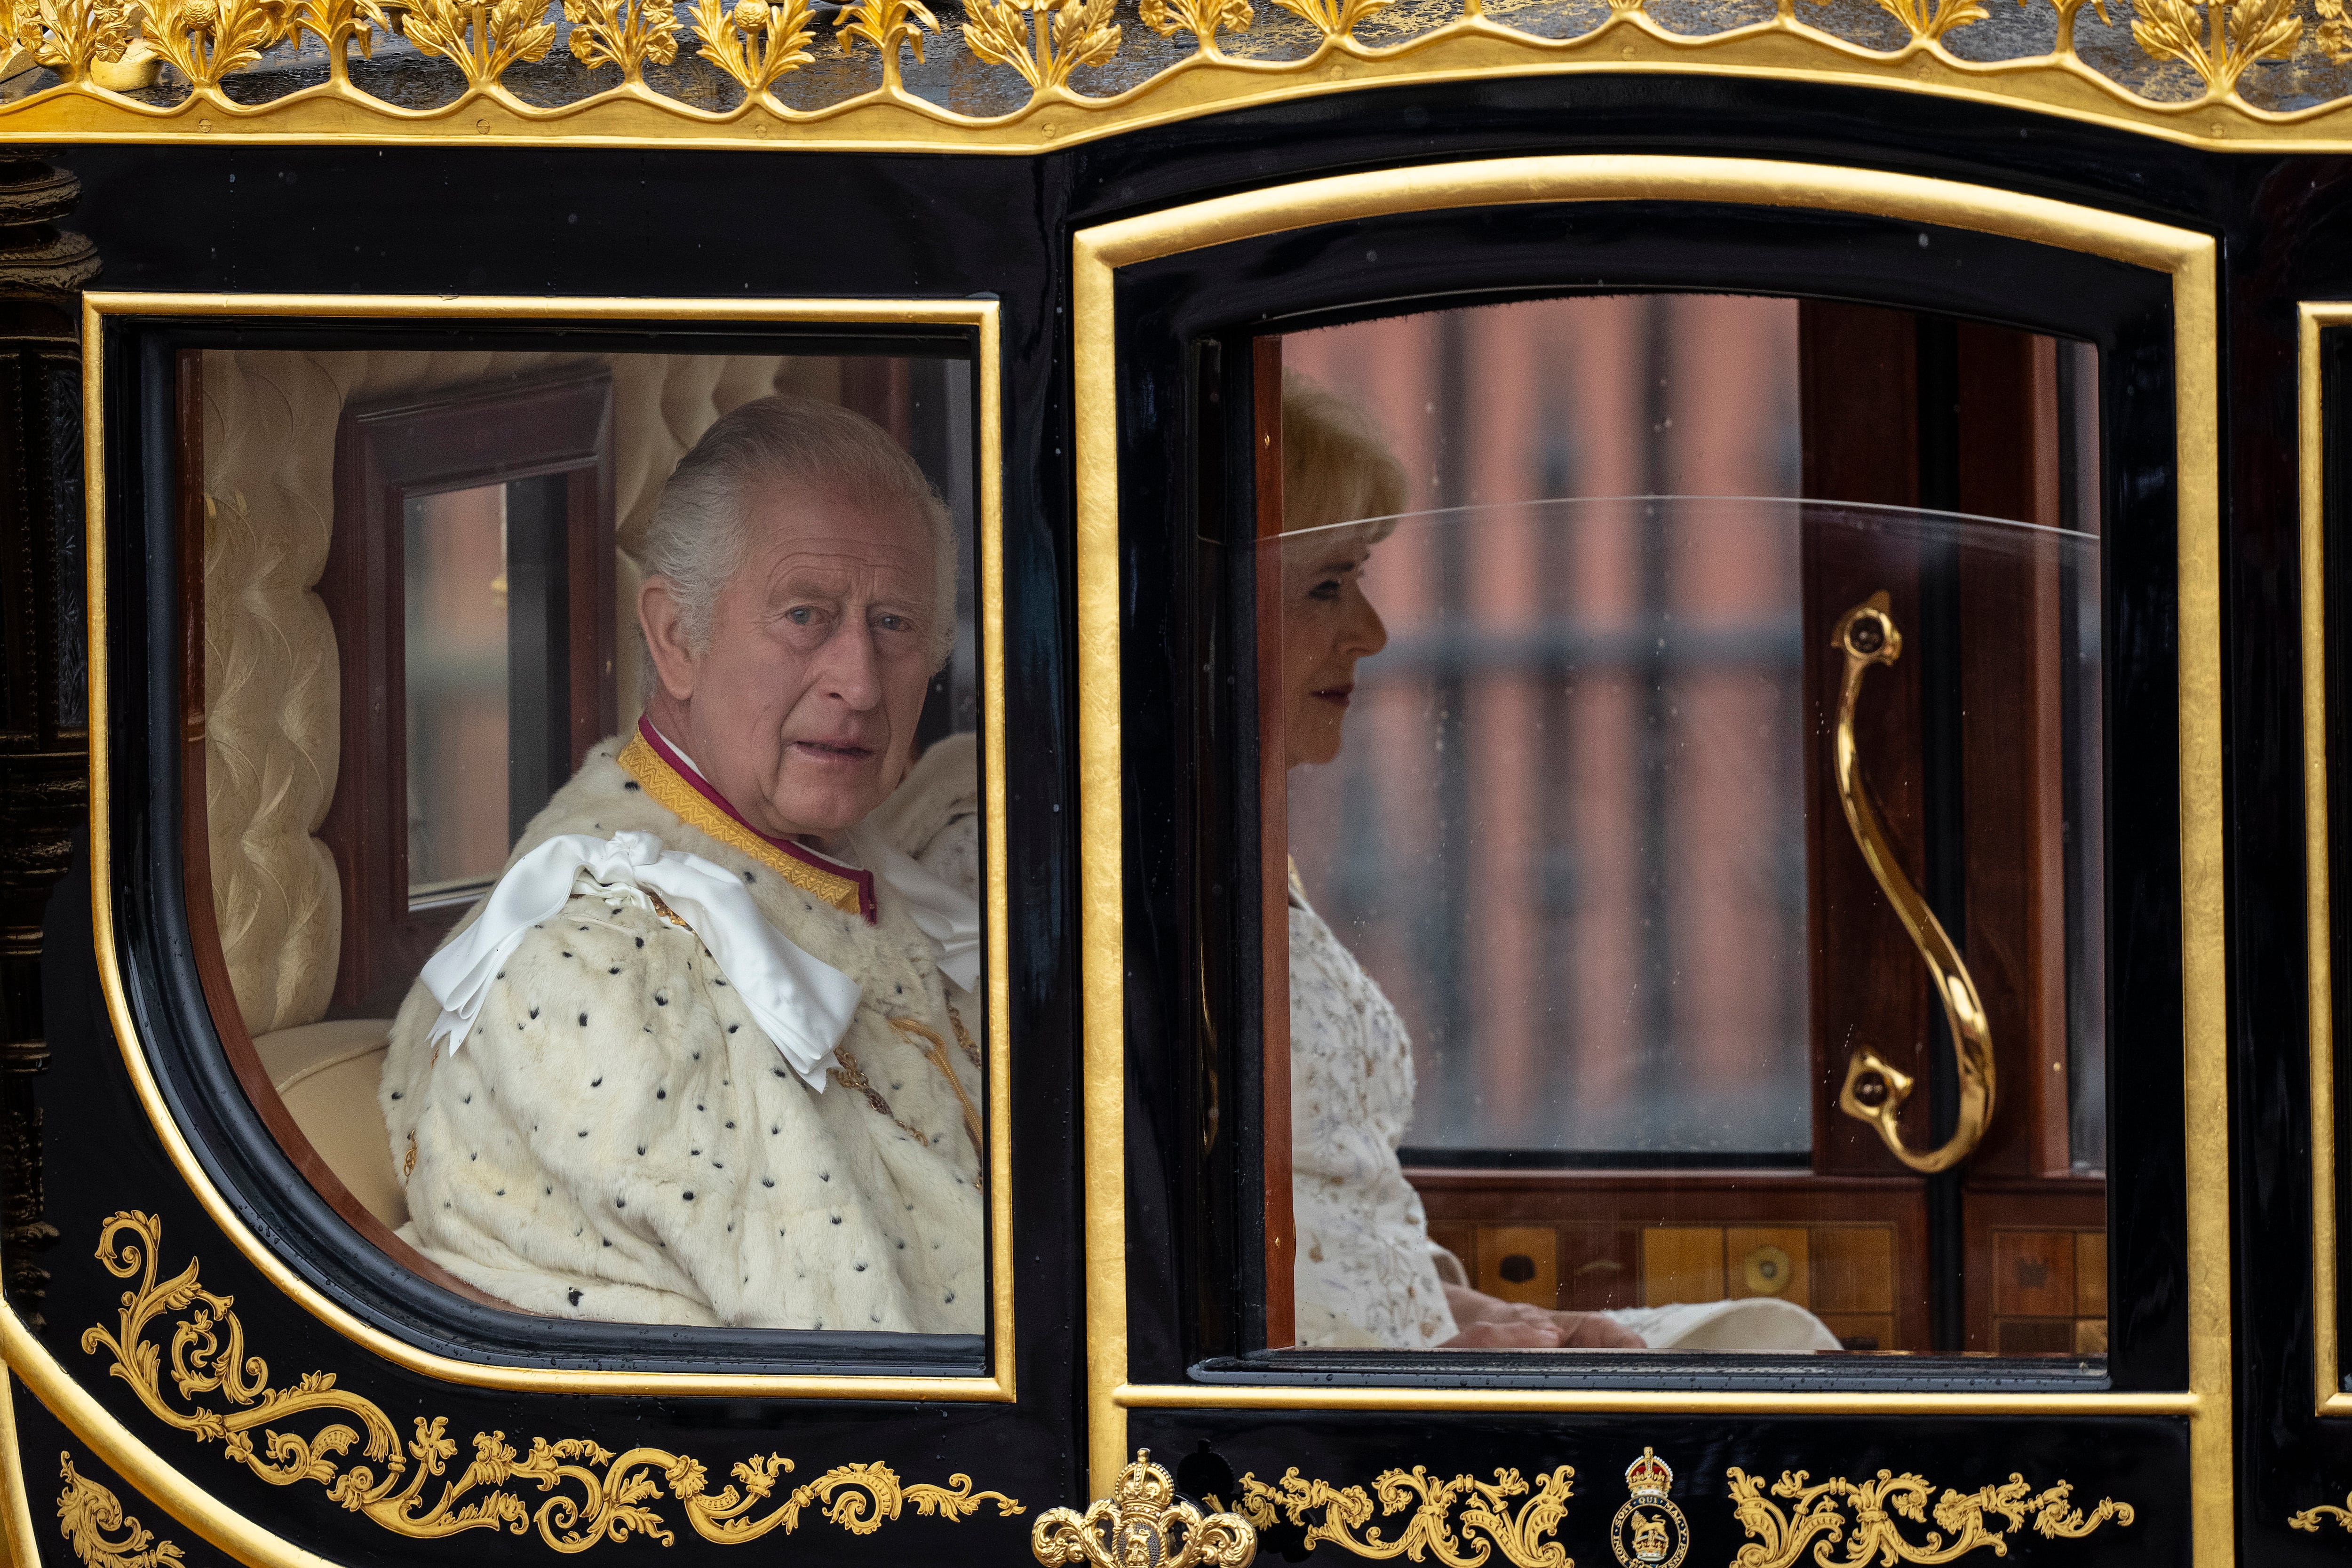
(191, 343), (986, 1336)
(1260, 297), (2106, 1357)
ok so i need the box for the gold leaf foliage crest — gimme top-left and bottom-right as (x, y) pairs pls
(399, 0), (558, 88)
(58, 1453), (185, 1568)
(1264, 0), (1389, 39)
(962, 0), (1119, 91)
(2130, 0), (2300, 95)
(1136, 0), (1251, 53)
(139, 0), (292, 88)
(1725, 1466), (2133, 1568)
(834, 0), (937, 87)
(77, 1211), (1025, 1552)
(1236, 1462), (1575, 1568)
(689, 0), (811, 94)
(564, 0), (681, 78)
(7, 0), (137, 79)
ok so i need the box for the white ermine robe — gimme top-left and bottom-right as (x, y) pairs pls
(380, 732), (985, 1333)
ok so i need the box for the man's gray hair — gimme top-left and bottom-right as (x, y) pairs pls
(638, 393), (958, 666)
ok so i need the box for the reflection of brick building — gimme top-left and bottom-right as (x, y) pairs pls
(1283, 295), (1812, 1156)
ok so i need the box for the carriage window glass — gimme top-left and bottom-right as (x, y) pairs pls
(195, 346), (985, 1336)
(1262, 297), (2106, 1357)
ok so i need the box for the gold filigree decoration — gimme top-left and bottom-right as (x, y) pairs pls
(1033, 1449), (1258, 1568)
(2292, 1496), (2352, 1533)
(1236, 1462), (1575, 1567)
(2130, 0), (2299, 95)
(564, 0), (679, 78)
(78, 1211), (1025, 1551)
(1136, 0), (1250, 54)
(5, 0), (136, 81)
(290, 0), (388, 82)
(139, 0), (293, 88)
(1725, 1466), (2133, 1568)
(398, 0), (557, 88)
(834, 0), (936, 89)
(58, 1453), (185, 1568)
(1265, 0), (1388, 38)
(1820, 0), (1980, 45)
(962, 0), (1119, 91)
(689, 0), (811, 94)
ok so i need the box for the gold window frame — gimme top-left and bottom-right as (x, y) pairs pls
(1072, 154), (2230, 1560)
(3, 294), (1016, 1431)
(2304, 301), (2351, 1421)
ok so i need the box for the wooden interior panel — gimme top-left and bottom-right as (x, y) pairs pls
(1473, 1225), (1558, 1306)
(1810, 1225), (1896, 1314)
(1558, 1224), (1640, 1311)
(2075, 1230), (2108, 1317)
(1817, 1313), (1897, 1352)
(1641, 1227), (1724, 1306)
(1725, 1226), (1810, 1305)
(1796, 302), (1934, 1176)
(1993, 1229), (2078, 1318)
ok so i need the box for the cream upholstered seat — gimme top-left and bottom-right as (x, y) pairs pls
(251, 1020), (405, 1232)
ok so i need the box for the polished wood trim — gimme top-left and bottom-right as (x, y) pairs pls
(1255, 334), (1295, 1350)
(319, 364), (616, 1017)
(175, 350), (504, 1310)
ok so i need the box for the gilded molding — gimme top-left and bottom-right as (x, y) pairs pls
(59, 1452), (185, 1568)
(1235, 1463), (1574, 1567)
(77, 1211), (1025, 1551)
(1725, 1467), (2132, 1567)
(21, 0), (2352, 151)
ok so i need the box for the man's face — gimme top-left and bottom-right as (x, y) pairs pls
(650, 485), (938, 842)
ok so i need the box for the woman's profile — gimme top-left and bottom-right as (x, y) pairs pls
(1278, 371), (1840, 1353)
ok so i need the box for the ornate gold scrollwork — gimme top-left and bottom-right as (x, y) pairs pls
(1033, 1450), (1258, 1568)
(78, 1211), (1025, 1551)
(961, 0), (1121, 93)
(1726, 1466), (2132, 1567)
(58, 1452), (185, 1568)
(2292, 1496), (2352, 1533)
(1235, 1461), (1574, 1567)
(1829, 591), (1996, 1176)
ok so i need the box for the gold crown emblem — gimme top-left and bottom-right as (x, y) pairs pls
(1624, 1448), (1674, 1501)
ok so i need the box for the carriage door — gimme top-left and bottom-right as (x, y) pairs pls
(1075, 157), (2225, 1565)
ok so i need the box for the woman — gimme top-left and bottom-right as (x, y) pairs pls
(1279, 374), (1839, 1354)
(1279, 375), (1640, 1350)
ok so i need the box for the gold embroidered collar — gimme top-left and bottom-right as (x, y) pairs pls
(618, 721), (876, 923)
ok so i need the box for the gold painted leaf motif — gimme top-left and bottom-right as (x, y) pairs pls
(1237, 1461), (1575, 1568)
(58, 1453), (185, 1568)
(1725, 1466), (2133, 1568)
(77, 1211), (1025, 1552)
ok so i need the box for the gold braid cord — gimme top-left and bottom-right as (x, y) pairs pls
(1725, 1467), (2132, 1568)
(1236, 1462), (1574, 1567)
(77, 1211), (1025, 1552)
(58, 1453), (186, 1568)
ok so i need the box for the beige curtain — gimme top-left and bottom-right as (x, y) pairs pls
(201, 349), (843, 1036)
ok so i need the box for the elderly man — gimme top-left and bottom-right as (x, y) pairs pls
(379, 394), (983, 1332)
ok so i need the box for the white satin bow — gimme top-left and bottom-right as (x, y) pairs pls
(419, 830), (862, 1090)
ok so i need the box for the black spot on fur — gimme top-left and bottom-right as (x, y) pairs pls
(657, 1089), (667, 1099)
(562, 951), (572, 958)
(819, 1172), (830, 1182)
(637, 1146), (645, 1155)
(590, 1077), (602, 1088)
(568, 1288), (583, 1306)
(743, 870), (756, 883)
(762, 1177), (775, 1187)
(609, 967), (620, 975)
(615, 1197), (626, 1207)
(945, 1291), (955, 1303)
(529, 1008), (539, 1019)
(624, 780), (640, 790)
(496, 970), (504, 979)
(468, 1152), (477, 1161)
(654, 993), (668, 1006)
(635, 937), (644, 948)
(724, 1121), (735, 1129)
(854, 1262), (866, 1271)
(462, 1094), (471, 1105)
(579, 1012), (589, 1026)
(578, 1130), (589, 1138)
(494, 1188), (504, 1196)
(830, 1215), (842, 1225)
(390, 1091), (403, 1100)
(683, 1191), (695, 1201)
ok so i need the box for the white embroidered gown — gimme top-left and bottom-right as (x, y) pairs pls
(1288, 877), (1459, 1349)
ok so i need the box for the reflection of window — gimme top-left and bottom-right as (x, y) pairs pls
(319, 368), (617, 1017)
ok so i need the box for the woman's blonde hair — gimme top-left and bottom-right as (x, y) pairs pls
(1282, 370), (1408, 539)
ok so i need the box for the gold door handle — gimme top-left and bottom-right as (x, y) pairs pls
(1033, 1451), (1257, 1568)
(1829, 592), (1995, 1175)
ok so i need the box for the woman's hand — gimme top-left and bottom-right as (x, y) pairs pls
(1439, 1283), (1646, 1349)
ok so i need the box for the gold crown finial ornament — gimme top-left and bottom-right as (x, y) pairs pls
(1612, 1449), (1687, 1568)
(1033, 1450), (1257, 1568)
